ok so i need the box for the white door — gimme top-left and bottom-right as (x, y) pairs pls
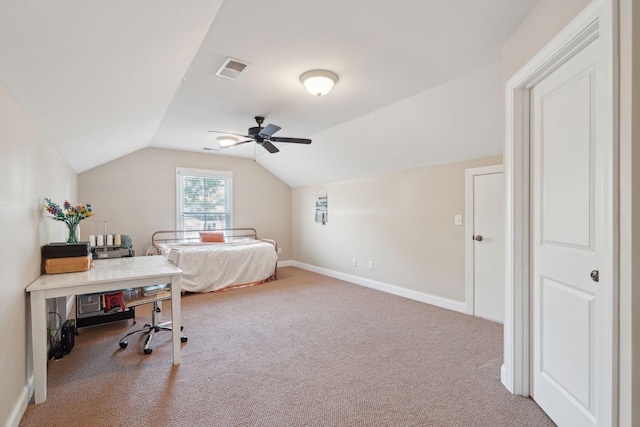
(530, 36), (611, 426)
(467, 166), (505, 323)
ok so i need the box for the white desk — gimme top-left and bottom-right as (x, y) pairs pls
(26, 256), (182, 404)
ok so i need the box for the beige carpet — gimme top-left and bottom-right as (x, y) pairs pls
(20, 267), (554, 426)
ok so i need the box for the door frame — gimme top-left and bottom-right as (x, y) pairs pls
(502, 0), (618, 424)
(464, 164), (504, 316)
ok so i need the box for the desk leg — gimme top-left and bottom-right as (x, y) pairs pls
(30, 291), (47, 403)
(171, 274), (181, 365)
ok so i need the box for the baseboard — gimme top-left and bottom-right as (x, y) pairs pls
(5, 374), (33, 427)
(290, 261), (467, 314)
(277, 260), (295, 268)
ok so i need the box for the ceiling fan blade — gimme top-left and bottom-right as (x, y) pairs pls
(269, 136), (312, 144)
(260, 141), (280, 153)
(259, 124), (281, 138)
(208, 130), (252, 138)
(222, 140), (253, 148)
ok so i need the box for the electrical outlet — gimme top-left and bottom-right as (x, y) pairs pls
(454, 214), (463, 226)
(352, 258), (357, 267)
(277, 247), (282, 255)
(368, 261), (373, 270)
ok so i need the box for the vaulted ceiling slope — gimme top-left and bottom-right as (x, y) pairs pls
(0, 0), (537, 188)
(0, 0), (224, 171)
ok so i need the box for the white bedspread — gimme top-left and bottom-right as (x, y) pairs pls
(157, 239), (277, 292)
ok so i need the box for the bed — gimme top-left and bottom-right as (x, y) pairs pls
(151, 228), (278, 293)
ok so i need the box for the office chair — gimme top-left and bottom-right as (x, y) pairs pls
(118, 249), (187, 354)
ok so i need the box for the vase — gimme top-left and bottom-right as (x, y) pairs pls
(66, 223), (79, 244)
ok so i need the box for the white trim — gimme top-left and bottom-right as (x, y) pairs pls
(503, 85), (531, 396)
(291, 261), (467, 314)
(464, 164), (504, 316)
(503, 1), (618, 425)
(277, 260), (295, 268)
(6, 375), (33, 427)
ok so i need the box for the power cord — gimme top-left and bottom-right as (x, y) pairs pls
(48, 312), (62, 359)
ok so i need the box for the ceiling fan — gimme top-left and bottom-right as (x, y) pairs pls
(208, 116), (312, 154)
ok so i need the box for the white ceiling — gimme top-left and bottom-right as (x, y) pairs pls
(0, 0), (537, 187)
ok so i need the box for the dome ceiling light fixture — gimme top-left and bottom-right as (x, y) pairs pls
(217, 136), (238, 147)
(300, 70), (338, 97)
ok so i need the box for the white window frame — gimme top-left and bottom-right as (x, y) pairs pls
(175, 167), (233, 231)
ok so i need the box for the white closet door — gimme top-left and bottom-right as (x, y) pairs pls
(530, 36), (612, 427)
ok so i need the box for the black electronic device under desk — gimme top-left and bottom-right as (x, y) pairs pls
(76, 292), (136, 328)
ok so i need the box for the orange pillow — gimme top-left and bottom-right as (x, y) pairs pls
(199, 232), (225, 243)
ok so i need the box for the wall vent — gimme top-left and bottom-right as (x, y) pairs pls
(215, 57), (251, 81)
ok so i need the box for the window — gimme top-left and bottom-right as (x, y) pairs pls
(176, 167), (232, 231)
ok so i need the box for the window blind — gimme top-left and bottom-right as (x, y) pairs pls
(176, 167), (233, 231)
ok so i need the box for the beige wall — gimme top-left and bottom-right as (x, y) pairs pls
(292, 155), (502, 302)
(0, 81), (77, 426)
(78, 147), (292, 259)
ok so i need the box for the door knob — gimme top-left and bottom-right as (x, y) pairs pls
(590, 270), (599, 282)
(474, 235), (483, 241)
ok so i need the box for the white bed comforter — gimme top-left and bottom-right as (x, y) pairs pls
(158, 239), (277, 292)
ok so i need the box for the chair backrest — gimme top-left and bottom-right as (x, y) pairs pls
(167, 248), (181, 265)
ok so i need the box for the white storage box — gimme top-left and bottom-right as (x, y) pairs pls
(77, 294), (102, 314)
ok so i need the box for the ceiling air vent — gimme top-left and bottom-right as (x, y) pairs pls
(215, 57), (250, 81)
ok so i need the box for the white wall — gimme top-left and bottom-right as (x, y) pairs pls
(261, 63), (504, 188)
(0, 81), (77, 426)
(78, 147), (292, 259)
(292, 155), (502, 304)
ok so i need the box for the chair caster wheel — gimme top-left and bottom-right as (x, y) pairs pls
(181, 336), (188, 342)
(119, 341), (128, 349)
(144, 348), (152, 355)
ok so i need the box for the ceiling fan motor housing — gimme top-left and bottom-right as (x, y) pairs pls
(248, 126), (263, 137)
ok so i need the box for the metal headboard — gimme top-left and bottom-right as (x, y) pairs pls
(151, 228), (276, 251)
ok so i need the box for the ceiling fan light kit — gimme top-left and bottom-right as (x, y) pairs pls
(300, 70), (338, 96)
(217, 136), (238, 147)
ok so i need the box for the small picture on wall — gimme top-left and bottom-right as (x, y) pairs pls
(315, 195), (328, 225)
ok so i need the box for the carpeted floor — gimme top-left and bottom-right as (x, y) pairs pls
(20, 267), (554, 426)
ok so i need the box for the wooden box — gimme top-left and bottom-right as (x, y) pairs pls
(45, 256), (93, 274)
